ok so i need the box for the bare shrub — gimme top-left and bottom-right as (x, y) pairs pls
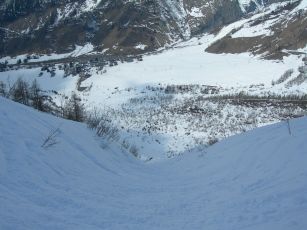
(207, 137), (218, 146)
(41, 128), (60, 149)
(86, 107), (104, 129)
(96, 119), (120, 142)
(286, 119), (292, 136)
(129, 144), (139, 158)
(121, 139), (130, 150)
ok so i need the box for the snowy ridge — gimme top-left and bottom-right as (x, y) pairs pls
(233, 0), (305, 38)
(296, 0), (307, 10)
(0, 97), (307, 229)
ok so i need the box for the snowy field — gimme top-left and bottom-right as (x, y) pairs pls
(0, 98), (307, 229)
(83, 45), (299, 91)
(1, 37), (303, 108)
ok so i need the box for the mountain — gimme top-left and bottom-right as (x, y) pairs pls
(206, 0), (307, 59)
(0, 0), (290, 57)
(1, 96), (307, 229)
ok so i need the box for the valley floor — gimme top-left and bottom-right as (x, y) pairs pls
(0, 98), (306, 229)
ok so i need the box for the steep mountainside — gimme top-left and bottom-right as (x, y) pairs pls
(206, 0), (307, 59)
(0, 0), (287, 56)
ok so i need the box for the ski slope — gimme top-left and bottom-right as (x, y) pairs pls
(0, 97), (307, 229)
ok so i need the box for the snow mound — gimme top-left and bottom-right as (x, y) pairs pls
(0, 97), (307, 229)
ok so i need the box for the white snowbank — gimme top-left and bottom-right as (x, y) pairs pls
(0, 97), (307, 229)
(135, 44), (147, 50)
(295, 0), (307, 11)
(189, 7), (204, 18)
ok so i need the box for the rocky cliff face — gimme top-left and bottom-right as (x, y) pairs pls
(1, 0), (169, 55)
(0, 0), (286, 57)
(184, 0), (243, 36)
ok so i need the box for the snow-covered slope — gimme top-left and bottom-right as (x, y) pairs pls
(0, 97), (307, 229)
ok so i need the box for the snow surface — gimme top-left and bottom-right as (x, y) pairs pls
(238, 0), (252, 12)
(0, 97), (307, 229)
(0, 43), (94, 65)
(78, 40), (302, 107)
(189, 7), (204, 17)
(231, 17), (276, 38)
(294, 0), (307, 11)
(233, 1), (306, 38)
(82, 0), (103, 12)
(0, 67), (78, 99)
(135, 44), (147, 50)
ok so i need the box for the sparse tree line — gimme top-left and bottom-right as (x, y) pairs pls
(204, 91), (307, 102)
(0, 77), (86, 122)
(0, 78), (48, 112)
(0, 77), (139, 156)
(86, 107), (140, 157)
(2, 76), (306, 158)
(165, 84), (220, 95)
(86, 108), (120, 142)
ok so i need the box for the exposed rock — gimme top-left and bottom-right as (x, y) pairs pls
(206, 1), (307, 59)
(184, 0), (243, 35)
(0, 0), (293, 58)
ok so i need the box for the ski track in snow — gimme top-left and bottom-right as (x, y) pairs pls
(0, 97), (307, 229)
